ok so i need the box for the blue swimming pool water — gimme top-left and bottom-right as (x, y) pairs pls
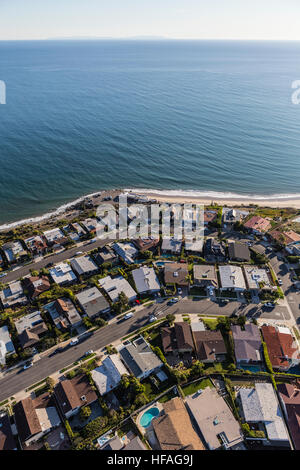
(240, 365), (263, 373)
(140, 407), (160, 428)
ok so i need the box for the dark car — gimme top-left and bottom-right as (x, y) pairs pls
(46, 262), (54, 268)
(49, 347), (64, 357)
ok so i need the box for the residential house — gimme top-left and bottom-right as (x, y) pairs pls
(0, 325), (16, 366)
(76, 287), (110, 319)
(222, 208), (248, 230)
(15, 311), (48, 349)
(13, 394), (61, 447)
(70, 222), (87, 238)
(184, 239), (204, 255)
(119, 336), (163, 380)
(219, 265), (246, 291)
(0, 281), (28, 308)
(278, 382), (300, 450)
(174, 322), (194, 353)
(244, 216), (271, 235)
(22, 276), (50, 299)
(204, 210), (217, 225)
(164, 263), (189, 287)
(238, 382), (290, 446)
(161, 322), (194, 356)
(0, 412), (17, 450)
(2, 241), (27, 264)
(44, 298), (82, 330)
(132, 266), (160, 295)
(98, 275), (137, 303)
(54, 374), (97, 419)
(243, 266), (272, 291)
(81, 218), (99, 234)
(99, 433), (147, 451)
(49, 262), (77, 286)
(70, 255), (99, 277)
(204, 238), (226, 262)
(193, 265), (218, 288)
(261, 325), (300, 371)
(285, 241), (300, 257)
(152, 397), (205, 451)
(91, 355), (129, 396)
(112, 242), (138, 264)
(270, 230), (300, 246)
(133, 237), (159, 253)
(228, 241), (251, 262)
(43, 228), (68, 247)
(24, 235), (48, 255)
(232, 324), (263, 365)
(94, 245), (118, 266)
(186, 386), (243, 450)
(191, 327), (227, 363)
(161, 238), (182, 255)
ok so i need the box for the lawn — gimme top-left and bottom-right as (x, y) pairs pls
(202, 318), (219, 330)
(182, 377), (213, 397)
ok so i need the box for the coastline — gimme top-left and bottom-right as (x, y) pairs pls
(1, 187), (300, 232)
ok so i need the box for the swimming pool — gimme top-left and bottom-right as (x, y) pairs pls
(140, 407), (160, 428)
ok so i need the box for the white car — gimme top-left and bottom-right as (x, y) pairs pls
(177, 288), (183, 295)
(148, 315), (157, 323)
(70, 338), (79, 346)
(278, 279), (283, 285)
(84, 350), (93, 356)
(75, 251), (83, 256)
(0, 273), (7, 278)
(265, 302), (275, 308)
(124, 312), (133, 320)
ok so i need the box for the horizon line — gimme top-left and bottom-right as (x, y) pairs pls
(1, 36), (300, 42)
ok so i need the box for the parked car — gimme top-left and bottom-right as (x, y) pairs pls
(70, 337), (79, 346)
(277, 279), (283, 285)
(23, 361), (33, 370)
(0, 273), (7, 278)
(148, 315), (157, 323)
(177, 288), (183, 295)
(265, 302), (276, 308)
(124, 312), (133, 320)
(168, 297), (179, 305)
(84, 350), (94, 356)
(46, 262), (54, 268)
(75, 251), (83, 256)
(49, 347), (64, 357)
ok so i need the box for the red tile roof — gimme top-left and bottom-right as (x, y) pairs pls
(278, 383), (300, 450)
(244, 216), (271, 232)
(261, 325), (299, 370)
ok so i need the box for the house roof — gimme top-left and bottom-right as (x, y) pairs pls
(91, 355), (128, 395)
(243, 266), (271, 290)
(0, 413), (16, 450)
(123, 435), (147, 450)
(185, 386), (243, 450)
(119, 336), (162, 378)
(23, 276), (50, 298)
(232, 324), (262, 363)
(164, 263), (188, 286)
(132, 266), (160, 293)
(133, 237), (159, 252)
(49, 263), (77, 285)
(161, 327), (177, 354)
(261, 325), (299, 369)
(13, 398), (42, 442)
(98, 275), (137, 303)
(219, 265), (246, 290)
(193, 330), (226, 361)
(112, 242), (138, 264)
(204, 210), (217, 224)
(54, 374), (97, 416)
(228, 242), (251, 261)
(270, 230), (300, 245)
(76, 287), (110, 317)
(161, 238), (182, 254)
(193, 265), (218, 287)
(174, 322), (194, 351)
(244, 216), (271, 232)
(152, 397), (205, 451)
(278, 383), (300, 450)
(239, 383), (289, 442)
(70, 255), (98, 275)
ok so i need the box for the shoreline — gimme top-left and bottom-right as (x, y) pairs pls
(1, 187), (300, 232)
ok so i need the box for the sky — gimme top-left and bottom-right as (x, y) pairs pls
(0, 0), (300, 41)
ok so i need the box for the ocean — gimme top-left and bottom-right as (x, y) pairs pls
(0, 39), (300, 226)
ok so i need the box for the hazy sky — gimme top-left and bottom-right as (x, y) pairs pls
(1, 0), (300, 41)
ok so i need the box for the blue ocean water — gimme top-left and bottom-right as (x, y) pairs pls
(0, 39), (300, 224)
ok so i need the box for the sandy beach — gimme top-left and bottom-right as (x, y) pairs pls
(131, 190), (300, 209)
